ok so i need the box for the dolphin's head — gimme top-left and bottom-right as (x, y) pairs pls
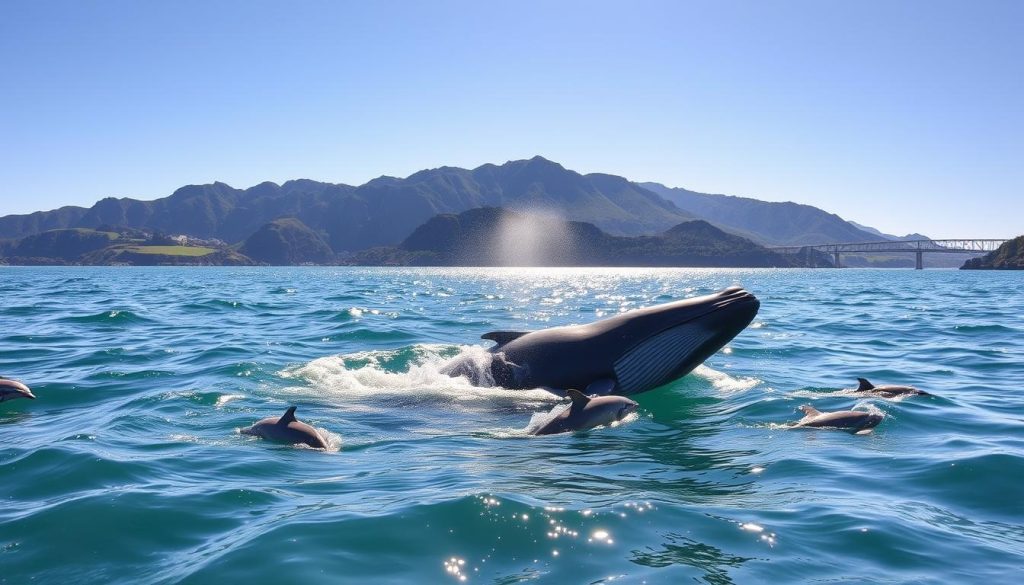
(610, 286), (760, 395)
(579, 395), (639, 430)
(0, 378), (35, 402)
(858, 413), (885, 430)
(615, 398), (638, 421)
(589, 395), (639, 430)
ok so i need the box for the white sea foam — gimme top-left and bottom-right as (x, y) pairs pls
(786, 388), (916, 402)
(691, 364), (761, 394)
(215, 394), (245, 407)
(523, 403), (571, 435)
(283, 344), (561, 409)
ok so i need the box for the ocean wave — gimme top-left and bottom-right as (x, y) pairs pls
(59, 310), (155, 325)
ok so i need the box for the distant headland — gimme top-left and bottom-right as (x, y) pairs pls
(960, 236), (1024, 270)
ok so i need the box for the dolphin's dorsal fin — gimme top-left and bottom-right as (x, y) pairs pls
(481, 331), (530, 346)
(279, 406), (297, 425)
(856, 378), (875, 391)
(567, 389), (591, 411)
(799, 405), (821, 417)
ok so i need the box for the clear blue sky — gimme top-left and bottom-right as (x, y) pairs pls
(2, 0), (1021, 238)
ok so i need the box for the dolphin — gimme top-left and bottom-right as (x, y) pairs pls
(852, 378), (928, 398)
(530, 389), (638, 436)
(0, 378), (35, 402)
(240, 406), (330, 449)
(442, 286), (759, 397)
(793, 405), (884, 433)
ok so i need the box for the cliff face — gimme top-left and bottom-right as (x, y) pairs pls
(238, 218), (335, 265)
(961, 236), (1024, 270)
(356, 207), (811, 267)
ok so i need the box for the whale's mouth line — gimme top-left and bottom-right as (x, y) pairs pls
(652, 289), (759, 334)
(622, 288), (759, 356)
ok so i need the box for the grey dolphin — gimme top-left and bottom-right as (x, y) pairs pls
(853, 378), (928, 398)
(530, 389), (638, 436)
(443, 286), (759, 397)
(793, 405), (884, 432)
(240, 406), (330, 449)
(0, 378), (35, 402)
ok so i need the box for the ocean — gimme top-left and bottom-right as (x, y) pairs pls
(1, 267), (1022, 584)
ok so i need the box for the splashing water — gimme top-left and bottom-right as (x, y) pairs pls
(286, 344), (561, 409)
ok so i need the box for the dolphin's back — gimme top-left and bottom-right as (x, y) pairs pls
(798, 409), (883, 430)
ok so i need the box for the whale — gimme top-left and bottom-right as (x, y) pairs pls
(442, 286), (759, 397)
(852, 378), (928, 398)
(530, 389), (638, 436)
(793, 405), (883, 433)
(240, 406), (330, 449)
(0, 378), (35, 402)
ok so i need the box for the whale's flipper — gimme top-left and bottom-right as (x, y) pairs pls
(856, 378), (875, 391)
(585, 379), (616, 396)
(279, 406), (298, 425)
(799, 405), (821, 418)
(482, 331), (531, 347)
(567, 389), (591, 412)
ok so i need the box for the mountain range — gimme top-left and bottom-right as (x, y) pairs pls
(1, 157), (697, 252)
(639, 183), (906, 246)
(0, 156), (909, 255)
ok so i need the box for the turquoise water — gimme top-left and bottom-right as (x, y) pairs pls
(2, 267), (1022, 584)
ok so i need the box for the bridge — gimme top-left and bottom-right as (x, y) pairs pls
(770, 239), (1009, 269)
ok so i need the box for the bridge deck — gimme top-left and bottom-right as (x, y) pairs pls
(770, 239), (1008, 255)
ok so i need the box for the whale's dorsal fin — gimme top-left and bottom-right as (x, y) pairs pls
(279, 406), (297, 425)
(567, 389), (591, 411)
(856, 378), (875, 391)
(799, 405), (821, 417)
(482, 331), (530, 346)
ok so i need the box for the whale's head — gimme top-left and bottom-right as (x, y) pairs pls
(610, 286), (760, 395)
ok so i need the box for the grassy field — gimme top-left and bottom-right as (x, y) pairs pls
(125, 246), (215, 257)
(54, 228), (121, 240)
